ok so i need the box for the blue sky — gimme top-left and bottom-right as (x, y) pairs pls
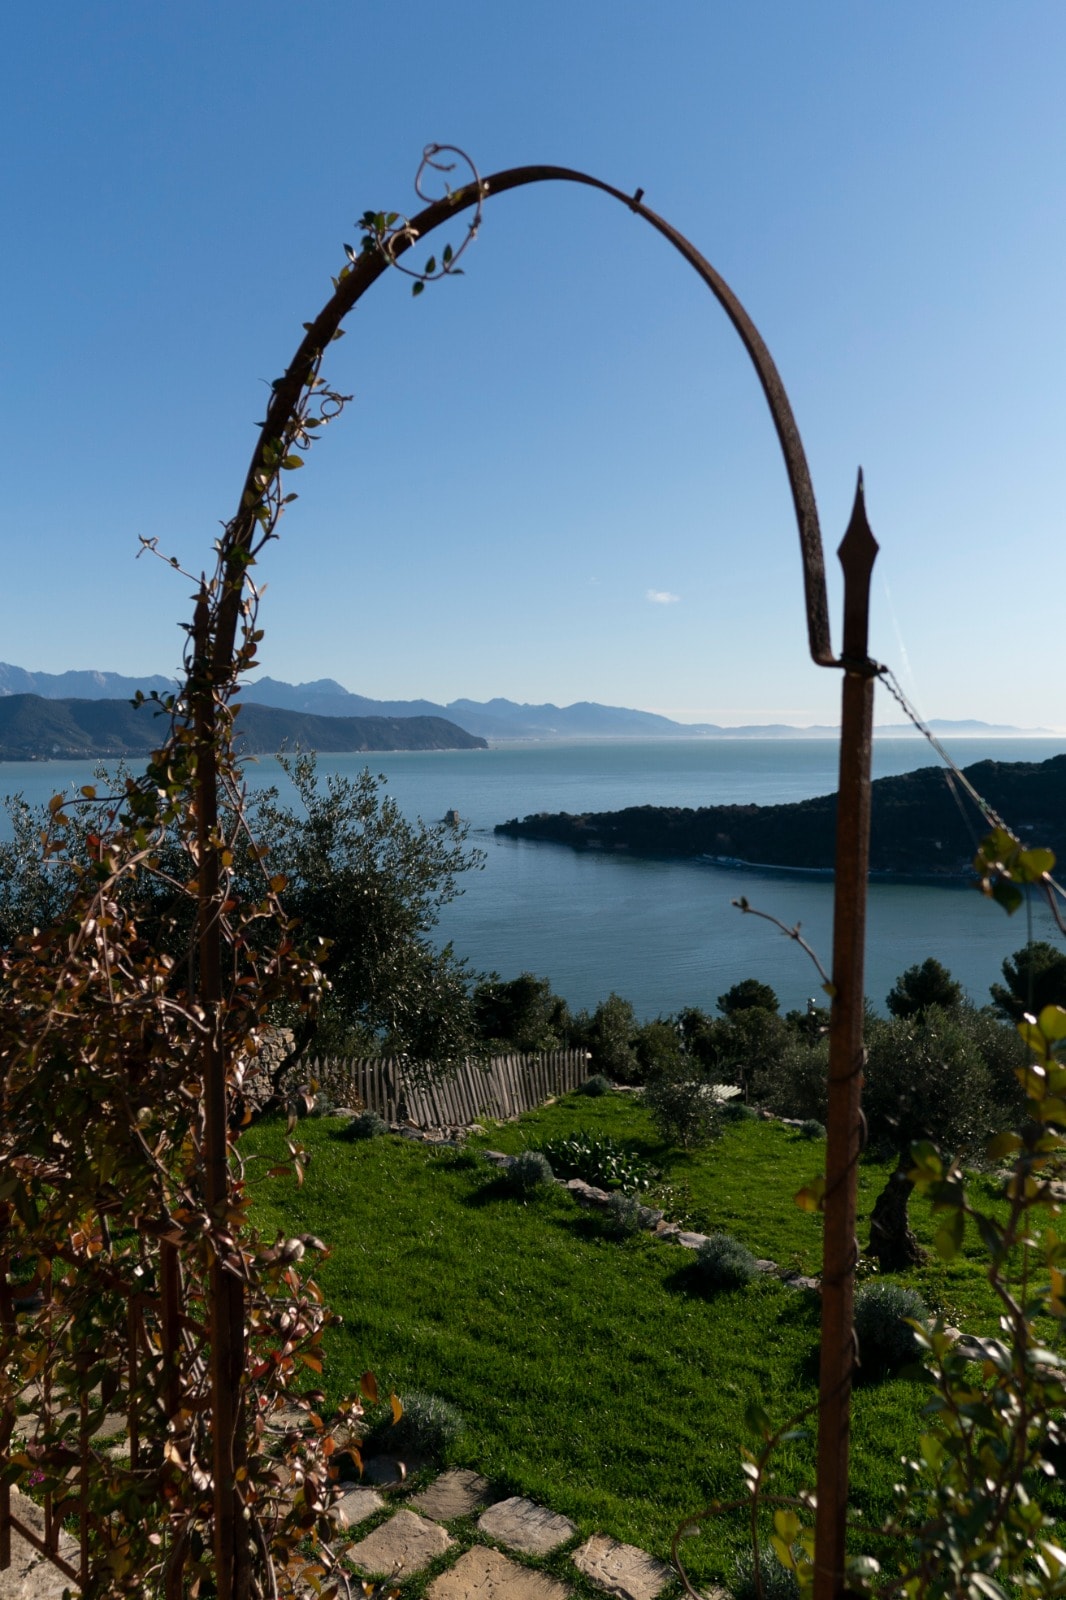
(2, 3), (1063, 727)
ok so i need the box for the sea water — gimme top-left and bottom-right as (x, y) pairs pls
(3, 737), (1064, 1018)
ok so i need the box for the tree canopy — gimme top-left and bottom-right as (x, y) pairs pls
(886, 957), (963, 1020)
(0, 752), (485, 1076)
(990, 941), (1066, 1023)
(244, 753), (482, 1065)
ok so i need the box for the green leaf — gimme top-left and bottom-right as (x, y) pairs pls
(744, 1399), (773, 1439)
(991, 879), (1024, 914)
(773, 1509), (802, 1544)
(935, 1206), (965, 1260)
(771, 1537), (797, 1570)
(1021, 846), (1056, 878)
(412, 281), (424, 297)
(1039, 1005), (1066, 1041)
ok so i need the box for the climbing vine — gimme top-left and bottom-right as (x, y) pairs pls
(0, 160), (464, 1595)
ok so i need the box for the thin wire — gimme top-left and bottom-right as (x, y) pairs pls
(877, 663), (1066, 924)
(940, 765), (983, 854)
(877, 666), (1010, 833)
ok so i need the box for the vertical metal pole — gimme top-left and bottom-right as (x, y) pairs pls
(0, 1237), (12, 1572)
(194, 589), (249, 1600)
(814, 474), (878, 1600)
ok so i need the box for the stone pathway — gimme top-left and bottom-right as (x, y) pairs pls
(334, 1467), (677, 1600)
(3, 1463), (683, 1600)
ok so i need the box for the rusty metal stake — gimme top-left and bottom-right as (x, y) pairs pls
(814, 473), (878, 1600)
(0, 1240), (12, 1573)
(194, 589), (250, 1600)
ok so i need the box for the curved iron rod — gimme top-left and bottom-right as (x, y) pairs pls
(194, 157), (858, 1600)
(212, 162), (837, 678)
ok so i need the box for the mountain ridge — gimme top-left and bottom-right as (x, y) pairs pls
(0, 663), (1054, 741)
(0, 695), (486, 761)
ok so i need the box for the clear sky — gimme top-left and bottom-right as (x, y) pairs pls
(2, 3), (1063, 728)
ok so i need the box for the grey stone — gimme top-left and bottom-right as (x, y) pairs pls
(572, 1535), (673, 1600)
(484, 1151), (514, 1167)
(427, 1546), (571, 1600)
(783, 1274), (820, 1293)
(478, 1495), (577, 1555)
(0, 1489), (79, 1599)
(347, 1507), (454, 1576)
(754, 1259), (777, 1274)
(330, 1484), (385, 1528)
(677, 1231), (709, 1250)
(410, 1468), (492, 1521)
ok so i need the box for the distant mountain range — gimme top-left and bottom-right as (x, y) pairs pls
(0, 694), (485, 762)
(0, 662), (1053, 744)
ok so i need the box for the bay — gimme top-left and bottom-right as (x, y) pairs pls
(3, 736), (1065, 1019)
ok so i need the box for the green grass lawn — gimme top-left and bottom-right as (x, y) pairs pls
(242, 1092), (1063, 1587)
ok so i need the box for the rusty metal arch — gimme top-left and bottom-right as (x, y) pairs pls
(193, 156), (873, 1600)
(213, 159), (838, 677)
(0, 150), (883, 1600)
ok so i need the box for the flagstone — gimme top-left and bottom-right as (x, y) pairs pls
(477, 1496), (576, 1556)
(572, 1535), (673, 1600)
(411, 1468), (492, 1521)
(0, 1488), (79, 1599)
(346, 1508), (454, 1576)
(426, 1545), (571, 1600)
(330, 1485), (385, 1529)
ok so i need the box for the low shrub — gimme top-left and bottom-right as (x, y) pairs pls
(799, 1118), (826, 1140)
(508, 1149), (555, 1195)
(340, 1109), (389, 1141)
(642, 1074), (723, 1149)
(601, 1191), (647, 1239)
(580, 1073), (613, 1097)
(721, 1101), (757, 1123)
(695, 1232), (758, 1290)
(750, 1037), (829, 1122)
(367, 1389), (463, 1465)
(731, 1550), (800, 1600)
(853, 1280), (928, 1377)
(536, 1132), (654, 1193)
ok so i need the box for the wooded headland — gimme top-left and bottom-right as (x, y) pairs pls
(495, 754), (1066, 878)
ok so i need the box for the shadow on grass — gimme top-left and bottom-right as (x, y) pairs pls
(663, 1258), (750, 1300)
(462, 1174), (566, 1208)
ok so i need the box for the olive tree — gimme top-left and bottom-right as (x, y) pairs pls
(244, 752), (482, 1079)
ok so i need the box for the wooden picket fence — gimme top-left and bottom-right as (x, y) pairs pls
(303, 1048), (591, 1127)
